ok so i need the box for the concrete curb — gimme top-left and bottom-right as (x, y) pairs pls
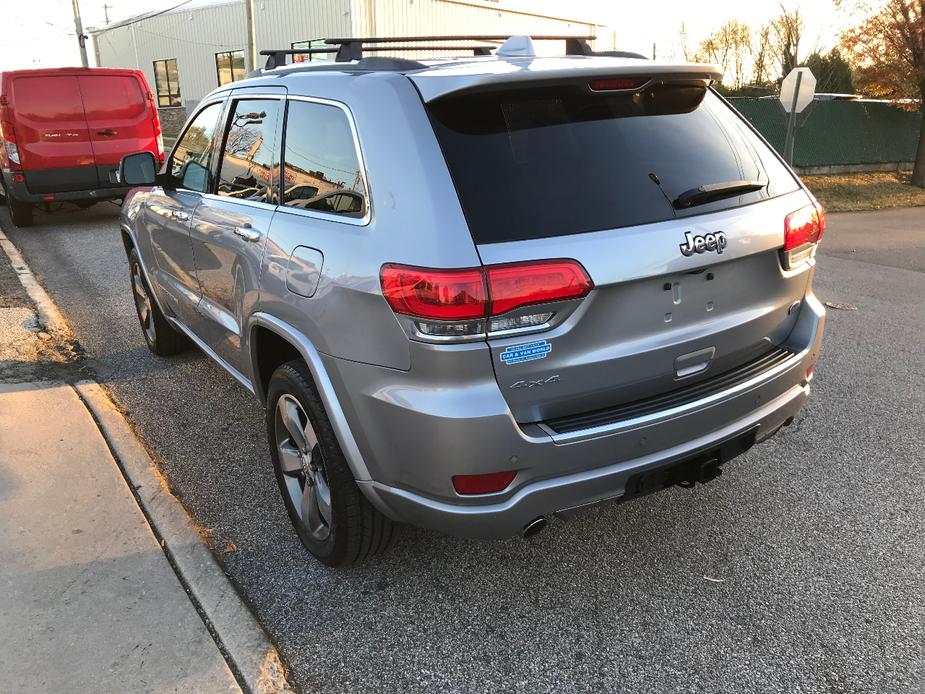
(76, 381), (294, 694)
(0, 228), (69, 336)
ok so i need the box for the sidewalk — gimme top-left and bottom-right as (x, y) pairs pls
(0, 382), (240, 693)
(0, 240), (249, 692)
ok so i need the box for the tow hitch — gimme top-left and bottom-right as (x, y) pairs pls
(674, 457), (721, 488)
(624, 427), (757, 498)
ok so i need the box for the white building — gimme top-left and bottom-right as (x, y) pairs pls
(91, 0), (612, 133)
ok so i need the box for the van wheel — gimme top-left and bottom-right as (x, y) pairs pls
(266, 360), (394, 566)
(8, 196), (33, 227)
(129, 248), (188, 356)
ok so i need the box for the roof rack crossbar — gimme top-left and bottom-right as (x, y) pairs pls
(261, 35), (597, 68)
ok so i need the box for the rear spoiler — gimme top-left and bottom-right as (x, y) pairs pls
(410, 59), (723, 102)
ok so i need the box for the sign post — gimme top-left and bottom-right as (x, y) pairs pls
(779, 67), (816, 165)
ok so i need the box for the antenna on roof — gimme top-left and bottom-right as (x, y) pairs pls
(495, 35), (535, 58)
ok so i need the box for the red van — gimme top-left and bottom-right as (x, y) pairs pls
(0, 67), (164, 227)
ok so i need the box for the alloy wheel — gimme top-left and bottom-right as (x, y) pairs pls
(131, 264), (156, 344)
(274, 394), (332, 542)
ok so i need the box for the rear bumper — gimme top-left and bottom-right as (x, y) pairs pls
(332, 292), (826, 539)
(3, 170), (130, 203)
(362, 382), (808, 537)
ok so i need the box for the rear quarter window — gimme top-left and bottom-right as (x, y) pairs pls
(428, 85), (798, 244)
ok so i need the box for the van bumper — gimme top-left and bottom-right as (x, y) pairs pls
(3, 170), (131, 203)
(332, 294), (825, 539)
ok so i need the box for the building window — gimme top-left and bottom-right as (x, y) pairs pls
(291, 39), (333, 63)
(215, 50), (246, 86)
(153, 58), (181, 107)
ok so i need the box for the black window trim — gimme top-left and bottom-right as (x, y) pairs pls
(152, 58), (181, 108)
(214, 50), (247, 86)
(276, 94), (372, 226)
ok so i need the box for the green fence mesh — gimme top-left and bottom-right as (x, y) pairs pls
(728, 98), (922, 167)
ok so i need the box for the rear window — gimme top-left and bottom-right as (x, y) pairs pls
(428, 85), (798, 244)
(11, 76), (84, 121)
(78, 76), (146, 119)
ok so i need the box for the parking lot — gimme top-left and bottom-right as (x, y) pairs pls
(3, 203), (923, 693)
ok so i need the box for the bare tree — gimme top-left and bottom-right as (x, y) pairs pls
(679, 22), (693, 62)
(752, 25), (774, 85)
(771, 5), (804, 78)
(696, 20), (753, 88)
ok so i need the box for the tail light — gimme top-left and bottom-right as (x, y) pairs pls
(381, 260), (592, 340)
(1, 120), (21, 167)
(589, 78), (646, 91)
(452, 470), (516, 495)
(152, 112), (165, 162)
(146, 91), (165, 162)
(783, 202), (825, 269)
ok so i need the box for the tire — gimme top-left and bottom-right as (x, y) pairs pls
(128, 248), (188, 356)
(266, 360), (394, 566)
(8, 195), (33, 227)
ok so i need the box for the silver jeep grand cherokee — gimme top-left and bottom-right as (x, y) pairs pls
(118, 36), (826, 566)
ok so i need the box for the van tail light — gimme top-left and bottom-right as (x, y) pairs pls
(1, 120), (21, 167)
(381, 260), (592, 340)
(782, 202), (825, 268)
(151, 111), (165, 162)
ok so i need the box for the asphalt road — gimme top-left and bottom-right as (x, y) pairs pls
(3, 202), (923, 694)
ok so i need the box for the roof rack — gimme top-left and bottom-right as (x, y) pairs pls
(259, 34), (597, 70)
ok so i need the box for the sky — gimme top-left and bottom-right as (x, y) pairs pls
(0, 0), (853, 72)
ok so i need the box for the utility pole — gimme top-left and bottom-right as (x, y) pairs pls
(244, 0), (257, 73)
(71, 0), (90, 67)
(103, 3), (112, 26)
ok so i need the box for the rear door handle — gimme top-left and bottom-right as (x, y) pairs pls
(172, 210), (191, 222)
(233, 225), (261, 242)
(96, 129), (117, 136)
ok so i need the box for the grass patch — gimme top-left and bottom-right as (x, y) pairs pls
(803, 171), (925, 212)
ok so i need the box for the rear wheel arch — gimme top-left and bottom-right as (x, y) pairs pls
(251, 324), (303, 405)
(120, 227), (135, 258)
(247, 314), (376, 485)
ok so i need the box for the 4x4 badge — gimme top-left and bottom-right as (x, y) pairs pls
(680, 231), (728, 257)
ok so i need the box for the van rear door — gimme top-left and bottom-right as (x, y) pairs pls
(77, 73), (157, 187)
(9, 74), (96, 193)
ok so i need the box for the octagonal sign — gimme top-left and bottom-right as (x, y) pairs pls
(779, 67), (816, 113)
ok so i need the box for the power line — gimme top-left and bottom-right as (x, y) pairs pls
(96, 0), (195, 31)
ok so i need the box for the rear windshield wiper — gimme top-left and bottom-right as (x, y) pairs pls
(673, 180), (766, 210)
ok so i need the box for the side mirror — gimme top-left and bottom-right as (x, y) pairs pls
(119, 151), (157, 186)
(181, 160), (211, 192)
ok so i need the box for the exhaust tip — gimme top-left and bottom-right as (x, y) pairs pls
(521, 516), (548, 539)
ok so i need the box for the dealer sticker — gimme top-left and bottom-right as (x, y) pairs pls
(499, 340), (552, 365)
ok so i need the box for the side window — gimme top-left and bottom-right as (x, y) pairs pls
(281, 100), (366, 218)
(216, 99), (281, 203)
(170, 102), (223, 192)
